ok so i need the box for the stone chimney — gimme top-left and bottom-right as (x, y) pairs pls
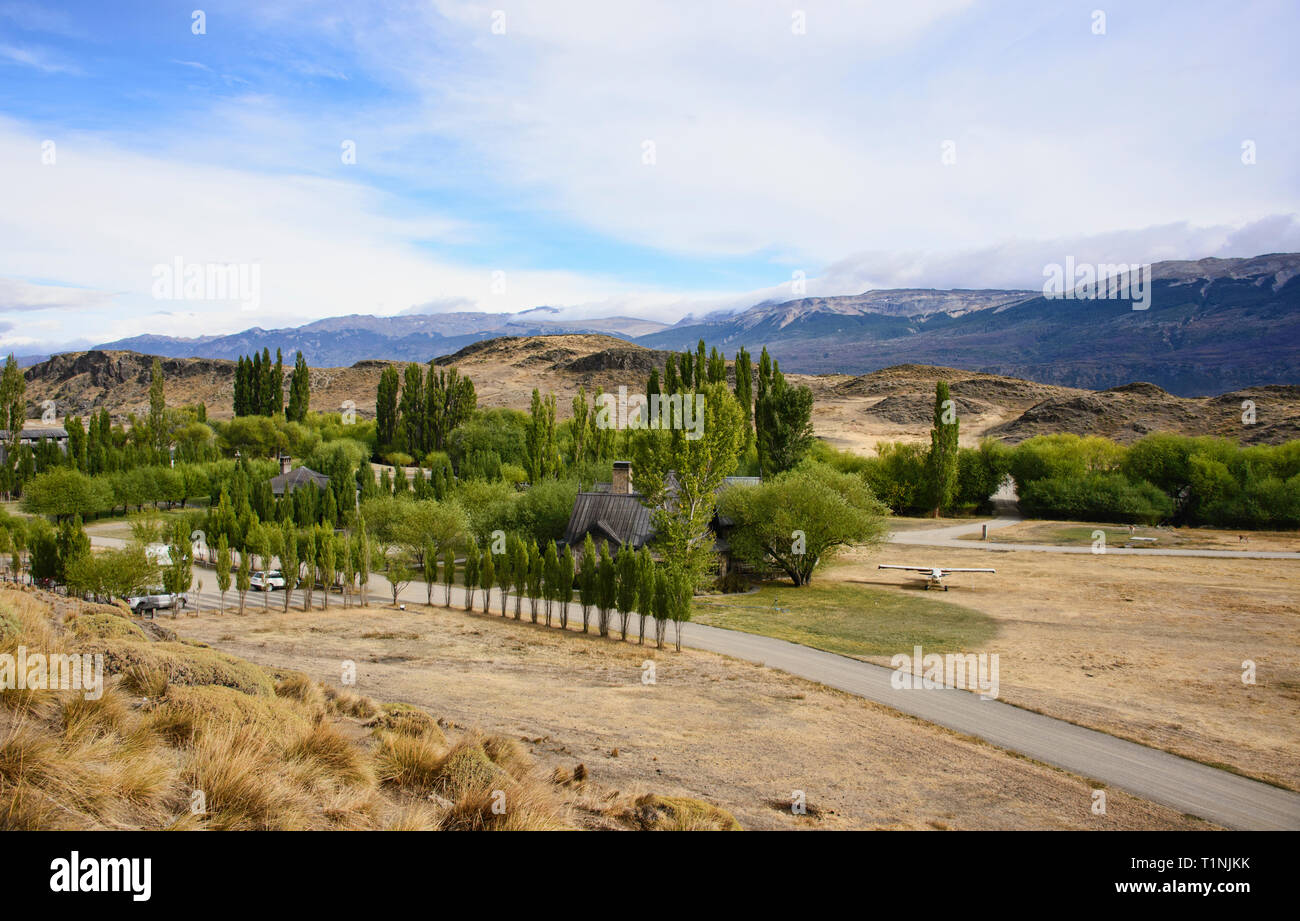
(611, 460), (632, 495)
(279, 454), (292, 476)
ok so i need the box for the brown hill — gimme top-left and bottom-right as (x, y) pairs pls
(22, 337), (1300, 452)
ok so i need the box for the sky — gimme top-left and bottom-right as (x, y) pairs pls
(0, 0), (1297, 352)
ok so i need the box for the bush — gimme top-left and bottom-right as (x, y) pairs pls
(1018, 473), (1173, 524)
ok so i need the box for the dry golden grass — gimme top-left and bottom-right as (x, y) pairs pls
(373, 727), (447, 792)
(148, 684), (312, 744)
(367, 702), (446, 742)
(69, 612), (149, 642)
(80, 638), (275, 697)
(7, 586), (731, 831)
(620, 794), (743, 831)
(325, 686), (377, 719)
(275, 671), (327, 719)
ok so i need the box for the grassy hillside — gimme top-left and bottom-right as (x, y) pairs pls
(0, 587), (739, 831)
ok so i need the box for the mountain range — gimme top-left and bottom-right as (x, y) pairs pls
(84, 254), (1300, 397)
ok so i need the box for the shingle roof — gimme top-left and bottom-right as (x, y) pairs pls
(269, 465), (331, 496)
(563, 492), (653, 549)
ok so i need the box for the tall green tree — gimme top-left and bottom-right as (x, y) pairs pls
(399, 363), (425, 457)
(635, 547), (655, 645)
(578, 533), (598, 632)
(422, 542), (438, 606)
(925, 381), (960, 516)
(525, 540), (543, 623)
(215, 535), (232, 614)
(286, 351), (310, 423)
(463, 543), (479, 611)
(556, 545), (575, 630)
(525, 389), (560, 483)
(733, 347), (753, 453)
(376, 365), (401, 452)
(494, 542), (512, 616)
(542, 541), (559, 626)
(441, 545), (456, 606)
(425, 366), (477, 453)
(596, 542), (616, 638)
(480, 545), (494, 614)
(509, 534), (528, 619)
(149, 357), (167, 454)
(615, 543), (639, 641)
(631, 381), (744, 586)
(755, 362), (814, 476)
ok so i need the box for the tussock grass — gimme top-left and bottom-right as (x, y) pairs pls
(121, 663), (169, 698)
(275, 671), (327, 720)
(373, 728), (447, 792)
(383, 800), (442, 830)
(367, 702), (445, 742)
(618, 794), (743, 831)
(149, 685), (311, 744)
(181, 725), (312, 830)
(0, 587), (741, 832)
(286, 722), (375, 788)
(80, 639), (276, 696)
(324, 686), (377, 719)
(69, 612), (148, 642)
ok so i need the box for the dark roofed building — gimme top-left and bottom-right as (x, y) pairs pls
(562, 462), (760, 568)
(269, 454), (331, 497)
(563, 462), (653, 552)
(563, 491), (654, 552)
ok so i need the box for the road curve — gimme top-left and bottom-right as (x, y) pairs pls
(679, 622), (1300, 831)
(89, 530), (1300, 830)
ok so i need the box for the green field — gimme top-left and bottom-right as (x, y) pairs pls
(692, 580), (997, 659)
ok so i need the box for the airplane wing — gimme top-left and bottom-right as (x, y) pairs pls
(938, 568), (996, 574)
(877, 565), (937, 572)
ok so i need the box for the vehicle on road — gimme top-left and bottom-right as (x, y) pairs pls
(125, 590), (188, 615)
(251, 570), (286, 591)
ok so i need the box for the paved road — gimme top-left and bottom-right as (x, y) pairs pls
(890, 517), (1300, 559)
(92, 526), (1300, 830)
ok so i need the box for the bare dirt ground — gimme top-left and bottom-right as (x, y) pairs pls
(173, 601), (1209, 830)
(853, 546), (1300, 789)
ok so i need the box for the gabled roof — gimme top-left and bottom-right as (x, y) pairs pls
(269, 465), (331, 495)
(563, 492), (653, 550)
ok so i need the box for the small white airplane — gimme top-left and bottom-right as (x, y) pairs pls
(878, 564), (996, 591)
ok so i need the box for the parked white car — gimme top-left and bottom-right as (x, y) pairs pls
(126, 590), (187, 616)
(250, 570), (286, 591)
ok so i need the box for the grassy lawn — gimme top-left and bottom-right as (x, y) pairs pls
(82, 506), (206, 540)
(692, 580), (998, 659)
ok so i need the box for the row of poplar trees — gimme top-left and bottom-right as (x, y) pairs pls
(427, 533), (692, 651)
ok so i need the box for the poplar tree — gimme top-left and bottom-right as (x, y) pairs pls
(442, 546), (456, 606)
(578, 533), (598, 632)
(925, 380), (960, 517)
(286, 351), (310, 422)
(615, 543), (638, 641)
(480, 546), (494, 614)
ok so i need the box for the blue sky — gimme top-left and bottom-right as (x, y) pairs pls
(1, 0), (1297, 351)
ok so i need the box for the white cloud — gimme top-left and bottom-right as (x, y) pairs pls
(0, 117), (716, 346)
